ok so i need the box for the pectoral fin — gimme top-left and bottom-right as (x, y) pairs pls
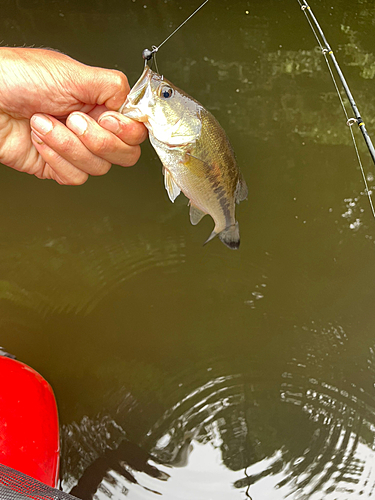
(186, 153), (212, 173)
(163, 168), (181, 203)
(189, 204), (206, 225)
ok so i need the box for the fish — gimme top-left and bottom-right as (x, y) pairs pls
(119, 64), (248, 249)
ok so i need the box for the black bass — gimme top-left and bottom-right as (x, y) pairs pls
(119, 64), (248, 249)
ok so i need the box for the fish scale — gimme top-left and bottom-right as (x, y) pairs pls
(120, 64), (248, 249)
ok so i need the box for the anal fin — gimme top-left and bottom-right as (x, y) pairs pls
(163, 168), (181, 203)
(189, 204), (206, 225)
(203, 230), (217, 246)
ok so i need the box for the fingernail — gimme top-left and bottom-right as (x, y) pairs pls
(68, 113), (88, 136)
(30, 131), (44, 145)
(31, 114), (53, 135)
(98, 115), (121, 134)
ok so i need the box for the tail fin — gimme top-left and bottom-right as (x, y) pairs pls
(219, 222), (240, 249)
(204, 222), (240, 249)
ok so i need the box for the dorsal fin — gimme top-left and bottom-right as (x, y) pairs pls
(235, 173), (248, 204)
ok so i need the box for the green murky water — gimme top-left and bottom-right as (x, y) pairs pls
(2, 0), (375, 498)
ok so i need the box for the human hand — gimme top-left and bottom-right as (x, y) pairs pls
(0, 47), (148, 184)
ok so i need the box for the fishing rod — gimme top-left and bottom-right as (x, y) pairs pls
(298, 0), (375, 215)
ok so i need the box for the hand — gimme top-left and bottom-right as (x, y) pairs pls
(0, 47), (147, 185)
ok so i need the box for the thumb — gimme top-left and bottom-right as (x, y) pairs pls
(70, 64), (131, 111)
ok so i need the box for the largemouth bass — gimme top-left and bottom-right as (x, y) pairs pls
(120, 64), (248, 249)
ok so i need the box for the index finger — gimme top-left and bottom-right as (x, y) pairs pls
(97, 111), (148, 146)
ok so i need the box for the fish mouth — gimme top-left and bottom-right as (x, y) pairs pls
(122, 64), (153, 111)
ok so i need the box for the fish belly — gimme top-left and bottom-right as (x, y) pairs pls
(168, 153), (235, 234)
(149, 123), (240, 242)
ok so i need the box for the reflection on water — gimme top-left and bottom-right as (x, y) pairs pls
(2, 0), (375, 499)
(200, 45), (375, 149)
(60, 321), (375, 499)
(65, 421), (169, 499)
(251, 323), (375, 499)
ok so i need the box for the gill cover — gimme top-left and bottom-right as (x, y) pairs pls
(120, 64), (202, 147)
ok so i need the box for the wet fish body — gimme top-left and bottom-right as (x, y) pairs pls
(120, 65), (247, 249)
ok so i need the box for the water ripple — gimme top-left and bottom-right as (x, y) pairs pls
(0, 224), (187, 317)
(61, 324), (375, 499)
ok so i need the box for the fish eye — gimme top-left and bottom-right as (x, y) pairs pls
(160, 86), (174, 99)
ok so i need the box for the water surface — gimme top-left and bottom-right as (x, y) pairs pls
(2, 0), (375, 498)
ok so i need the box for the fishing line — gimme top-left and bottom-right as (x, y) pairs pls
(302, 4), (375, 217)
(297, 0), (375, 217)
(142, 0), (209, 61)
(155, 0), (209, 52)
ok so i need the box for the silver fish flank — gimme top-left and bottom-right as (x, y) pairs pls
(120, 64), (248, 249)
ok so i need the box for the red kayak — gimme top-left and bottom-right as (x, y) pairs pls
(0, 355), (60, 487)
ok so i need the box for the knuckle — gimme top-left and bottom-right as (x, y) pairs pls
(92, 134), (113, 155)
(92, 160), (112, 176)
(34, 140), (89, 185)
(40, 145), (61, 164)
(124, 146), (141, 167)
(113, 70), (129, 91)
(125, 122), (144, 143)
(118, 120), (148, 146)
(58, 134), (81, 159)
(63, 171), (89, 186)
(138, 126), (148, 143)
